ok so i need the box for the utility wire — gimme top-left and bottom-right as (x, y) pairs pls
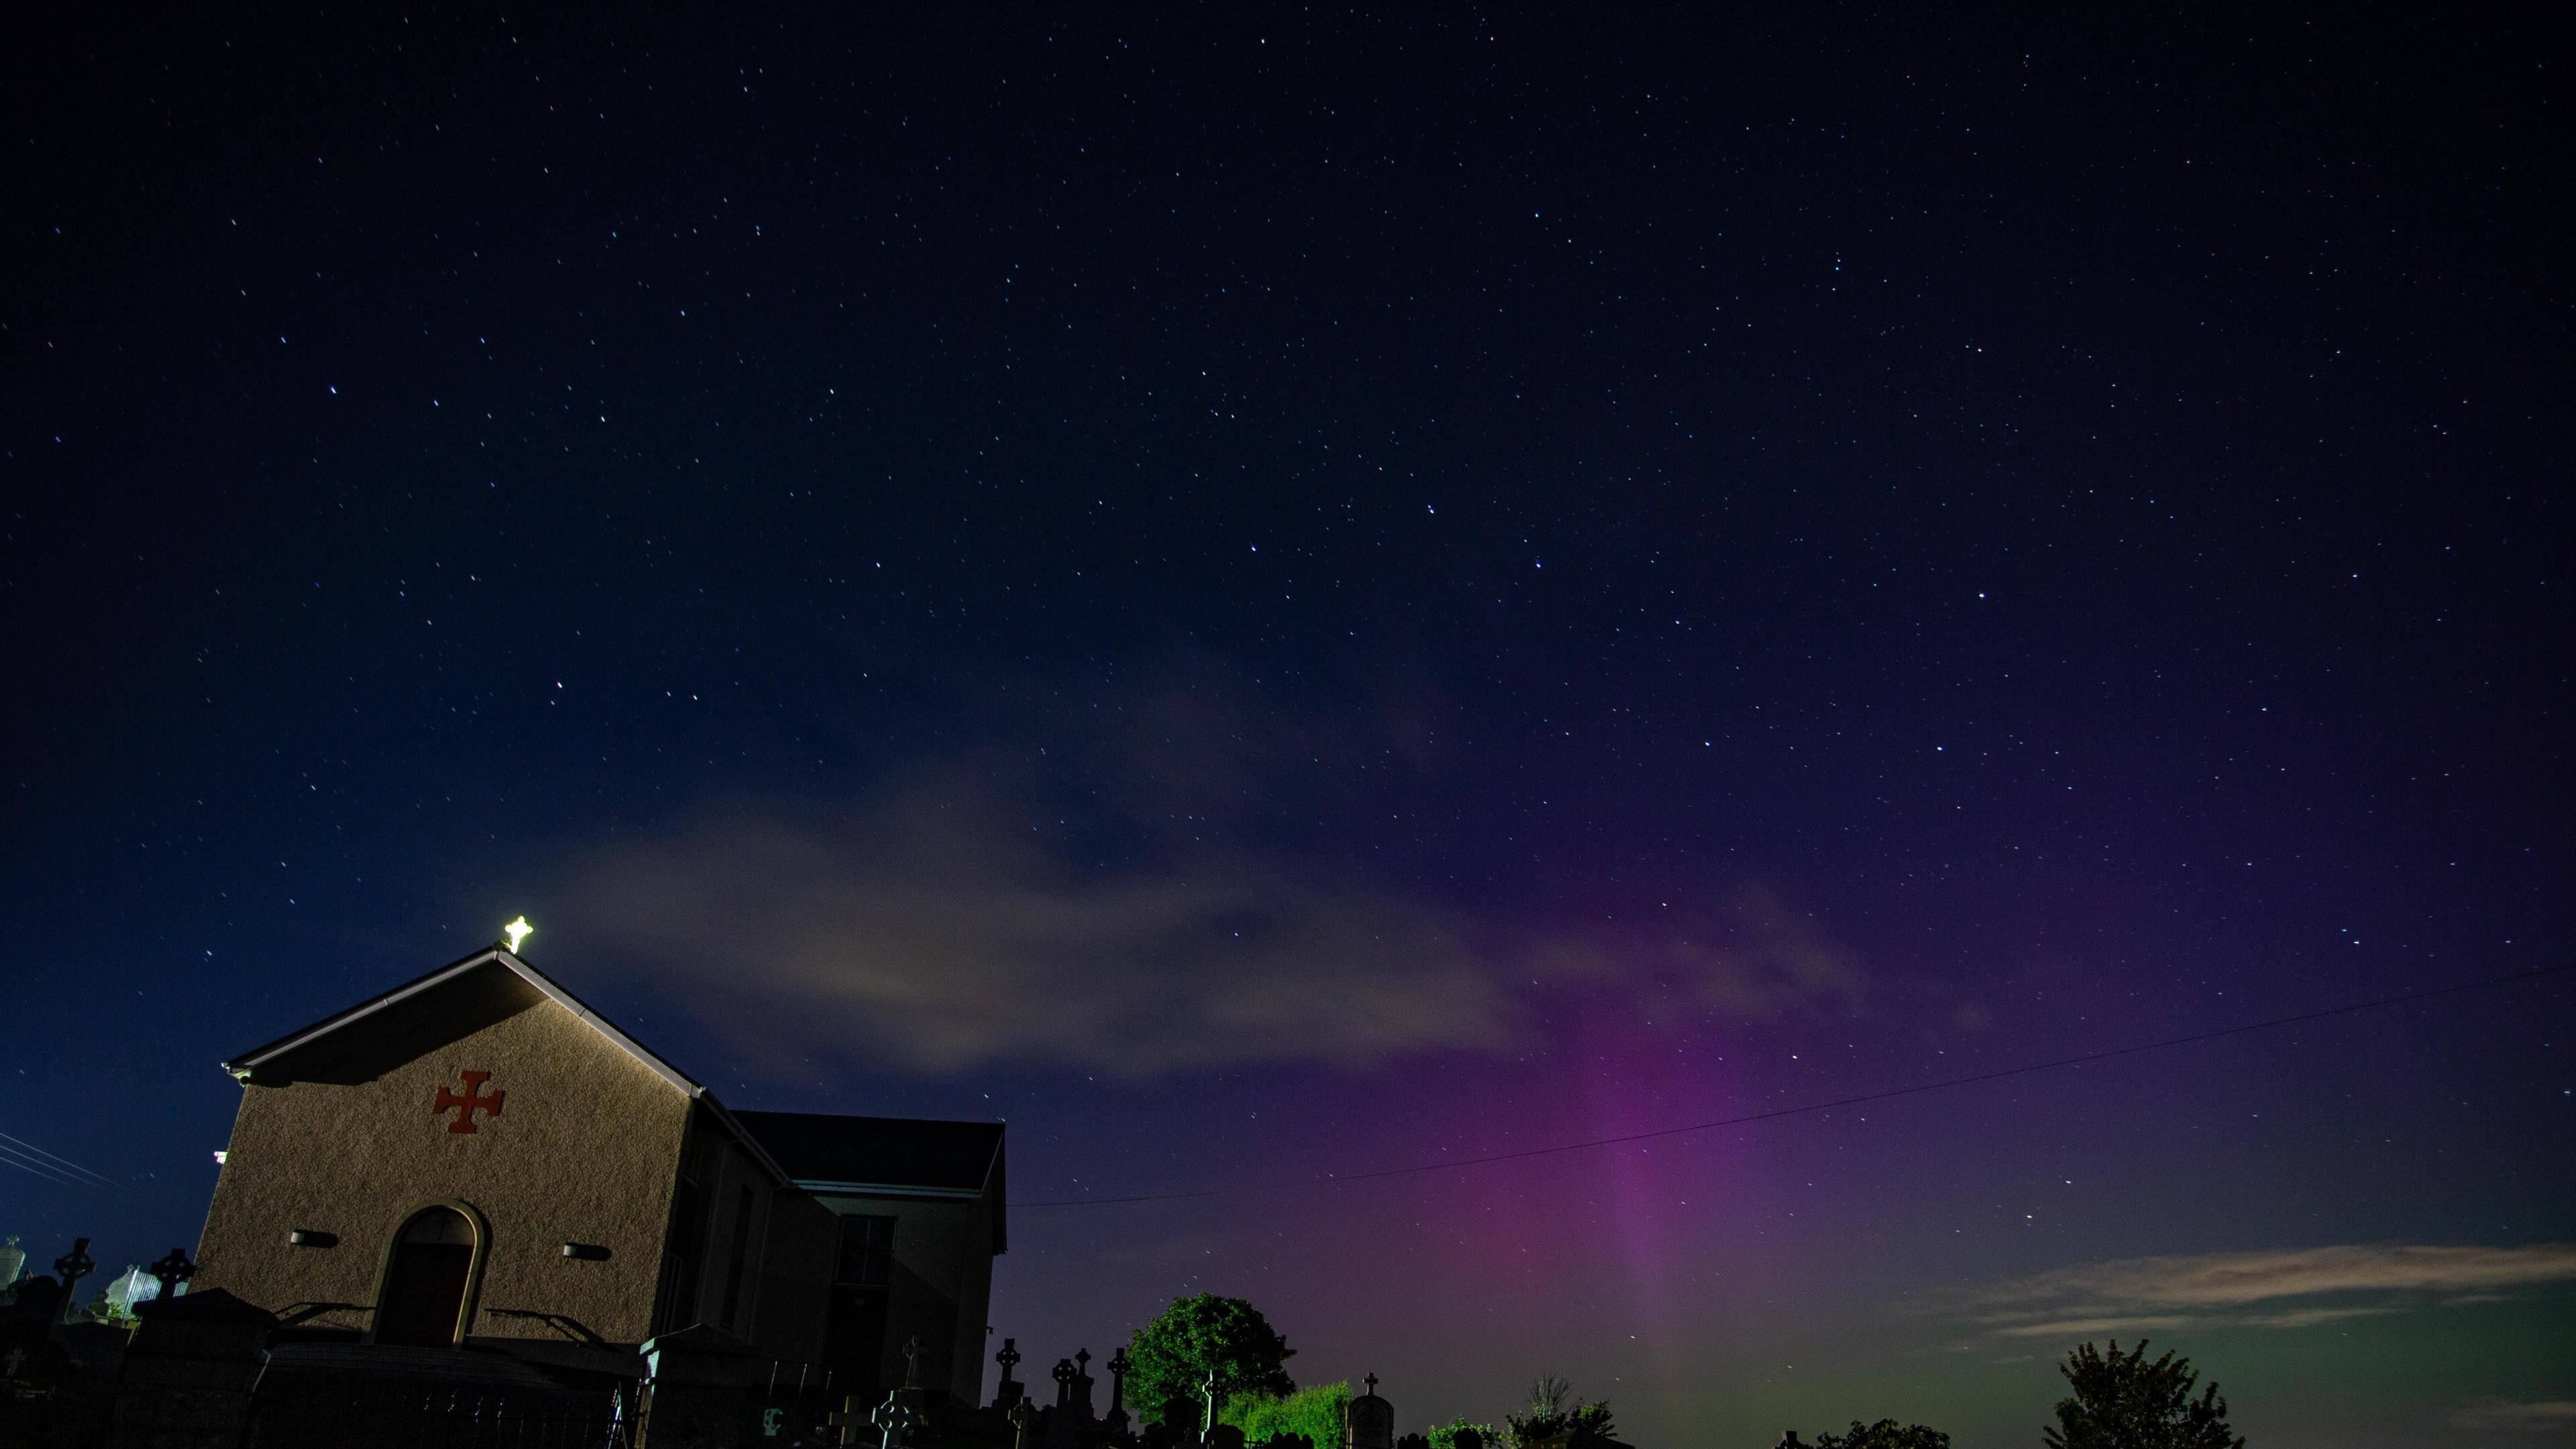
(0, 1144), (87, 1189)
(1021, 961), (2571, 1209)
(0, 1130), (126, 1193)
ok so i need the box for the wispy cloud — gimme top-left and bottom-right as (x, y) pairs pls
(2454, 1399), (2576, 1432)
(553, 675), (1907, 1077)
(560, 785), (1512, 1075)
(1957, 1244), (2576, 1342)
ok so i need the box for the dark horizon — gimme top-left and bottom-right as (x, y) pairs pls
(5, 7), (2571, 1445)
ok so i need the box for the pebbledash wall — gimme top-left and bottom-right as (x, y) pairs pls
(190, 949), (1001, 1392)
(195, 978), (706, 1349)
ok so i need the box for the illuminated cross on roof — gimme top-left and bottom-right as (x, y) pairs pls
(502, 916), (534, 953)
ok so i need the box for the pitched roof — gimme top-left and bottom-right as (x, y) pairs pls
(731, 1111), (1004, 1199)
(224, 947), (694, 1090)
(219, 945), (790, 1185)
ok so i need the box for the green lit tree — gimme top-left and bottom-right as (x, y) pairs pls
(1126, 1295), (1297, 1430)
(2044, 1341), (2245, 1449)
(1232, 1382), (1352, 1449)
(1812, 1421), (1949, 1448)
(1429, 1417), (1503, 1449)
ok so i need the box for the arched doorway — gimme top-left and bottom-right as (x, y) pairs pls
(376, 1206), (478, 1347)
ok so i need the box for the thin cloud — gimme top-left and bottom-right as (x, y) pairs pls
(559, 788), (1511, 1077)
(2454, 1399), (2576, 1431)
(552, 679), (1897, 1077)
(1957, 1244), (2576, 1342)
(1990, 1314), (2200, 1340)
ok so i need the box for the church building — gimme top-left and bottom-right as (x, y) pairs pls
(193, 943), (1006, 1405)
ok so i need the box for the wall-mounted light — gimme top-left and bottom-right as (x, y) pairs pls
(559, 1242), (611, 1262)
(288, 1230), (339, 1249)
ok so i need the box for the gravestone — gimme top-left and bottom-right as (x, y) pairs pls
(871, 1391), (922, 1449)
(147, 1248), (197, 1299)
(1104, 1347), (1134, 1438)
(1070, 1348), (1097, 1421)
(1452, 1429), (1484, 1449)
(995, 1337), (1026, 1411)
(54, 1237), (97, 1324)
(1345, 1375), (1393, 1449)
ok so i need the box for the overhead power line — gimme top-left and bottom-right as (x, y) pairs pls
(1021, 961), (2571, 1209)
(0, 1130), (127, 1194)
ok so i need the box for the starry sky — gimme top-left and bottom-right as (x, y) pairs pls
(5, 7), (2572, 1446)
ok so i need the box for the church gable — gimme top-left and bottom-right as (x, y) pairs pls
(225, 947), (700, 1094)
(196, 950), (710, 1347)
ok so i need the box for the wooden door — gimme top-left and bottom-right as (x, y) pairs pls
(376, 1207), (476, 1346)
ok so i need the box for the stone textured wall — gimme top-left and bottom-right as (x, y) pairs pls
(194, 992), (691, 1346)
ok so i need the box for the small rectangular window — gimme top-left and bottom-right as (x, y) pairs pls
(835, 1214), (894, 1287)
(657, 1177), (706, 1334)
(720, 1185), (759, 1328)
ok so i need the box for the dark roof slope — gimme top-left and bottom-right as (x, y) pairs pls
(733, 1111), (1004, 1195)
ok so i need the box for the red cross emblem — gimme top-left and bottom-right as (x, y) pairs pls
(433, 1070), (506, 1134)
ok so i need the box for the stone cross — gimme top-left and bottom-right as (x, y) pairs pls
(1364, 1375), (1378, 1398)
(871, 1393), (920, 1449)
(901, 1334), (925, 1390)
(1201, 1368), (1221, 1446)
(995, 1337), (1024, 1409)
(830, 1395), (871, 1447)
(1053, 1357), (1077, 1409)
(3, 1348), (24, 1380)
(147, 1246), (196, 1297)
(1073, 1348), (1095, 1417)
(1106, 1346), (1132, 1416)
(433, 1069), (506, 1133)
(1009, 1398), (1040, 1449)
(52, 1237), (96, 1325)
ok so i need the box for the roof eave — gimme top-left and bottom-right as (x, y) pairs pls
(219, 948), (704, 1100)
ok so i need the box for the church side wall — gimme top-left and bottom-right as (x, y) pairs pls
(195, 998), (693, 1346)
(665, 1114), (790, 1345)
(749, 1191), (837, 1364)
(813, 1192), (994, 1405)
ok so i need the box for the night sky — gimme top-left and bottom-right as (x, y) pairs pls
(5, 7), (2572, 1446)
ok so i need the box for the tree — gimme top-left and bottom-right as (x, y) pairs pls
(2045, 1341), (2245, 1449)
(1429, 1417), (1503, 1449)
(1126, 1295), (1297, 1430)
(1503, 1375), (1617, 1449)
(1233, 1382), (1352, 1449)
(1811, 1421), (1949, 1449)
